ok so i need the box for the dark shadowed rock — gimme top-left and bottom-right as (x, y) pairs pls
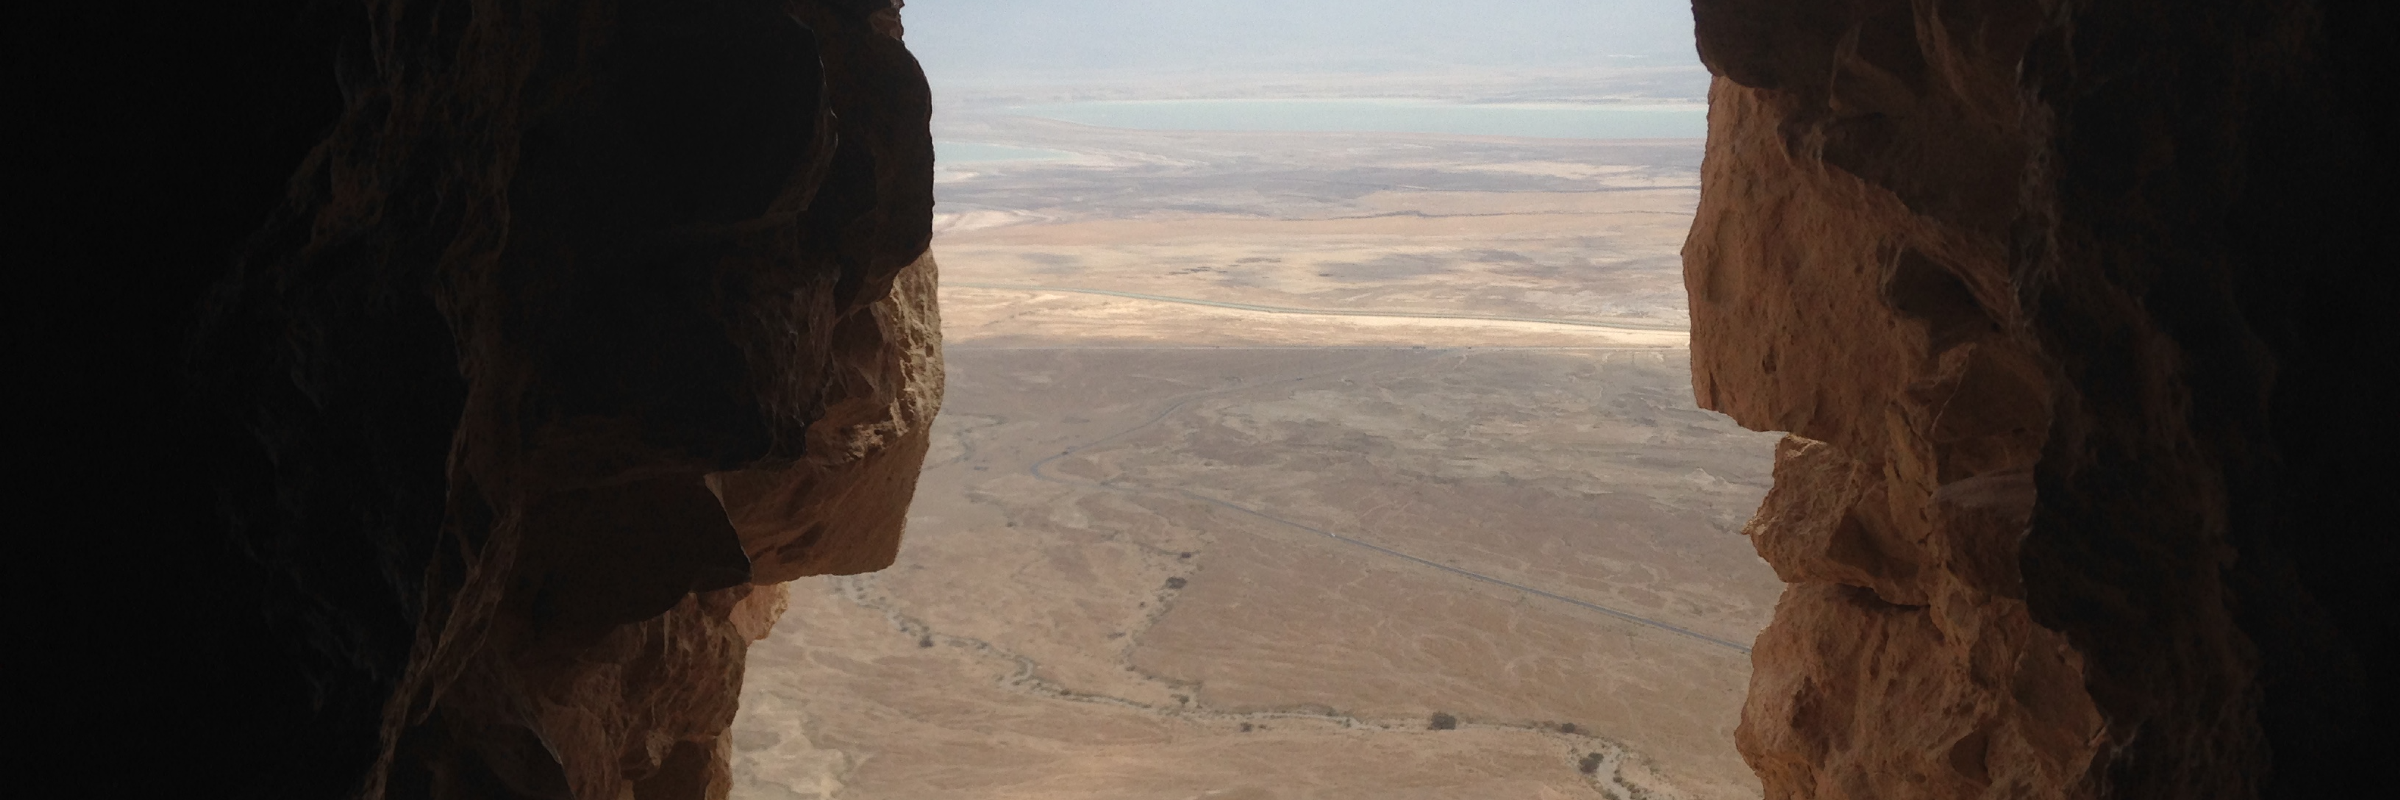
(1687, 0), (2398, 797)
(156, 1), (939, 797)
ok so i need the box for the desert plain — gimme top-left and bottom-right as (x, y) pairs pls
(730, 110), (1784, 800)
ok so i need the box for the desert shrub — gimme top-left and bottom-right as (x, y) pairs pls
(1428, 712), (1457, 730)
(1579, 752), (1604, 775)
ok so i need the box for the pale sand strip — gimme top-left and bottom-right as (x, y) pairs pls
(939, 285), (1690, 349)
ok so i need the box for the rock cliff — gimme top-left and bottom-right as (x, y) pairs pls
(25, 1), (935, 798)
(1686, 0), (2397, 797)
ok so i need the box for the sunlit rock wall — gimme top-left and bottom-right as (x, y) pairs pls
(1685, 0), (2396, 797)
(186, 1), (937, 797)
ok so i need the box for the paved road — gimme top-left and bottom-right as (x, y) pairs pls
(1016, 366), (1756, 655)
(947, 282), (1691, 334)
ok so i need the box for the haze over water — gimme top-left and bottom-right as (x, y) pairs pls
(906, 0), (1702, 86)
(912, 1), (1709, 163)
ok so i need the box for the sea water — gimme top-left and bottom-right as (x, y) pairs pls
(1004, 98), (1706, 140)
(934, 142), (1079, 163)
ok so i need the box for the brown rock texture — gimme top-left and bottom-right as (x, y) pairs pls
(140, 1), (937, 797)
(1686, 0), (2397, 798)
(716, 252), (945, 584)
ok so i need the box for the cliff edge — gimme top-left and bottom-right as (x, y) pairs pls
(178, 1), (939, 796)
(1685, 0), (2397, 797)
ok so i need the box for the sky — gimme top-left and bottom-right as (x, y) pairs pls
(902, 0), (1701, 87)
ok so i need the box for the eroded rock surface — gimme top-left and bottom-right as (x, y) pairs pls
(183, 1), (938, 797)
(1687, 0), (2396, 797)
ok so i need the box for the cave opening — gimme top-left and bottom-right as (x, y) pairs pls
(24, 0), (2399, 798)
(726, 3), (1781, 798)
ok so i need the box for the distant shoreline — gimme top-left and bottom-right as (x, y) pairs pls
(949, 282), (1691, 333)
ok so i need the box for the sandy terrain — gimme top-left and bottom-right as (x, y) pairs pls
(732, 118), (1781, 800)
(931, 117), (1703, 332)
(937, 286), (1686, 349)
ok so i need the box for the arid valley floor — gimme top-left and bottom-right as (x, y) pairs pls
(730, 111), (1783, 800)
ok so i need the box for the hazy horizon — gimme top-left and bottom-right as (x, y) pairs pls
(906, 0), (1703, 96)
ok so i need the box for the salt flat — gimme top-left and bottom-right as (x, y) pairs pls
(732, 116), (1782, 800)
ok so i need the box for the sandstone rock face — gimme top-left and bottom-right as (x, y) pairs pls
(181, 1), (938, 797)
(716, 252), (945, 584)
(1686, 1), (2397, 798)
